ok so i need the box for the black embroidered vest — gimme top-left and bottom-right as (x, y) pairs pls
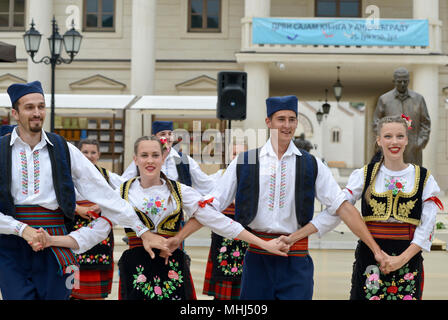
(234, 147), (318, 228)
(120, 177), (184, 236)
(361, 162), (429, 226)
(0, 132), (76, 221)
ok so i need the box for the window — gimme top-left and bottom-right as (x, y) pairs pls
(331, 128), (341, 143)
(0, 0), (25, 31)
(188, 0), (221, 32)
(83, 0), (115, 32)
(315, 0), (361, 17)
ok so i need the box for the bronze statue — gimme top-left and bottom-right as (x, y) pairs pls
(373, 67), (431, 166)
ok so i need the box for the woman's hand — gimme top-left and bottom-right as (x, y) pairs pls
(140, 231), (170, 259)
(160, 236), (182, 265)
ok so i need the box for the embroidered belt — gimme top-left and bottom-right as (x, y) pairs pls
(366, 221), (416, 241)
(126, 231), (183, 250)
(247, 230), (308, 257)
(15, 205), (78, 275)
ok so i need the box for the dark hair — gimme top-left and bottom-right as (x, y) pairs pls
(78, 138), (100, 152)
(12, 101), (19, 110)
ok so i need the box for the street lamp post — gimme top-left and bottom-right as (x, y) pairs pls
(23, 17), (82, 132)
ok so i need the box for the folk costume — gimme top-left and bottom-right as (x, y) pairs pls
(313, 162), (442, 300)
(202, 203), (248, 300)
(0, 81), (149, 300)
(208, 95), (347, 300)
(121, 121), (216, 195)
(202, 169), (248, 300)
(0, 129), (148, 300)
(70, 165), (125, 300)
(72, 175), (244, 300)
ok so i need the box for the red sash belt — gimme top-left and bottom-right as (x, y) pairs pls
(248, 230), (308, 257)
(15, 205), (78, 275)
(366, 222), (416, 241)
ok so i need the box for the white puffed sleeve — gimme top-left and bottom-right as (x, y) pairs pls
(179, 184), (244, 239)
(412, 175), (441, 252)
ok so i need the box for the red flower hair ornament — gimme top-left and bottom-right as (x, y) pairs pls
(401, 114), (412, 130)
(159, 137), (168, 150)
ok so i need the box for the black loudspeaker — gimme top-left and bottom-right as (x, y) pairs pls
(217, 71), (247, 120)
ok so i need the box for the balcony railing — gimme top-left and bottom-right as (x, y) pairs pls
(241, 17), (442, 54)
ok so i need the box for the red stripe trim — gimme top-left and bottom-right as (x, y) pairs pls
(366, 222), (416, 240)
(88, 211), (113, 229)
(424, 196), (444, 211)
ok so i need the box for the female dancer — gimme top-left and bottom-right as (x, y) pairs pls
(36, 136), (289, 300)
(70, 139), (124, 300)
(281, 115), (442, 300)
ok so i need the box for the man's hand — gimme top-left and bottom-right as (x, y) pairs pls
(140, 231), (170, 259)
(22, 226), (47, 252)
(76, 204), (101, 220)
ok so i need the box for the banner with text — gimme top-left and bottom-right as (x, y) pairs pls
(252, 18), (429, 47)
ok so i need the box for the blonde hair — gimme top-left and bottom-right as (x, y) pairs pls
(364, 115), (408, 202)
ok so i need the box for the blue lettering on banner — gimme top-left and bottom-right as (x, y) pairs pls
(253, 18), (429, 47)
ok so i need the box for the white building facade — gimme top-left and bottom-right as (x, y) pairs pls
(0, 0), (447, 193)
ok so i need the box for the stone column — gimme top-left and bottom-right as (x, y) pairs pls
(242, 0), (270, 146)
(413, 0), (440, 175)
(130, 0), (156, 95)
(245, 0), (270, 17)
(126, 0), (156, 166)
(27, 0), (52, 89)
(413, 0), (438, 20)
(412, 65), (439, 175)
(243, 62), (270, 146)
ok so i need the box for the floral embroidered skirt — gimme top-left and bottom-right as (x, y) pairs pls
(202, 232), (248, 300)
(70, 214), (115, 299)
(350, 238), (424, 300)
(118, 247), (196, 300)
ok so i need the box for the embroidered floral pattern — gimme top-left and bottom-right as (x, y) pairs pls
(279, 161), (287, 209)
(385, 177), (407, 196)
(14, 221), (25, 236)
(268, 163), (276, 211)
(33, 150), (40, 194)
(20, 150), (28, 195)
(216, 238), (248, 276)
(132, 260), (184, 300)
(77, 252), (112, 265)
(364, 263), (418, 300)
(141, 196), (166, 216)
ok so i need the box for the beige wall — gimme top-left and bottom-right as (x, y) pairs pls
(0, 0), (447, 191)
